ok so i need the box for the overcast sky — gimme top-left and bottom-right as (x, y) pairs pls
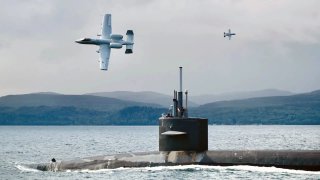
(0, 0), (319, 96)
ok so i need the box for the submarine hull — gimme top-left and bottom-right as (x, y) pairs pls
(203, 150), (320, 171)
(30, 150), (320, 172)
(28, 67), (320, 172)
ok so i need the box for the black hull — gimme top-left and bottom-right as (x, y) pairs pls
(30, 150), (320, 172)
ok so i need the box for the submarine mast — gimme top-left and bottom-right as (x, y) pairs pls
(171, 67), (188, 118)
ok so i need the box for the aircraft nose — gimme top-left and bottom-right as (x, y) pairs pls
(75, 39), (83, 43)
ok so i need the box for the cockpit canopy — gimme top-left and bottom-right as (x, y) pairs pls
(80, 38), (91, 41)
(75, 38), (93, 44)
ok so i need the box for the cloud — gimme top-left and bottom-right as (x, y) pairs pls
(0, 0), (319, 96)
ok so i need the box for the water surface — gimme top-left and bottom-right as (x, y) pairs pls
(1, 125), (319, 179)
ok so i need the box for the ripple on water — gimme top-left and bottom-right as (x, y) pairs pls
(0, 126), (319, 180)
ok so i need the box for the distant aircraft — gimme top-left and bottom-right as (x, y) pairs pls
(224, 29), (236, 40)
(75, 14), (134, 71)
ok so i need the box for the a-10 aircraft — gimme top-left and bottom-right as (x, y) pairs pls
(224, 29), (236, 40)
(75, 14), (134, 70)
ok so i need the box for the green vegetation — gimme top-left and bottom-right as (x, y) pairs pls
(0, 91), (319, 125)
(0, 106), (166, 125)
(191, 90), (320, 125)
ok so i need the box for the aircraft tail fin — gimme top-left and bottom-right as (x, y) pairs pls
(125, 30), (134, 54)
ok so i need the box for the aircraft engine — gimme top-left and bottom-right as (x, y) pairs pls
(110, 43), (122, 49)
(110, 34), (123, 40)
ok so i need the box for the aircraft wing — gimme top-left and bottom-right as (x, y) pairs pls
(101, 14), (112, 39)
(99, 44), (111, 70)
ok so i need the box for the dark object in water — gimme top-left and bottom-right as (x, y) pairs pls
(30, 150), (320, 171)
(51, 158), (56, 163)
(28, 67), (320, 172)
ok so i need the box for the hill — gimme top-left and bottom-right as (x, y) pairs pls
(86, 91), (198, 107)
(0, 93), (164, 125)
(0, 90), (319, 125)
(0, 93), (159, 112)
(191, 89), (293, 104)
(190, 90), (320, 125)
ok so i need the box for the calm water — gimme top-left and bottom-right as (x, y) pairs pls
(0, 126), (319, 179)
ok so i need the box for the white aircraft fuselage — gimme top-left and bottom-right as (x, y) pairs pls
(75, 37), (133, 46)
(75, 14), (134, 71)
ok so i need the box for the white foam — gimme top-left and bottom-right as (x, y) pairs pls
(16, 165), (41, 172)
(143, 165), (320, 174)
(65, 165), (320, 175)
(222, 165), (320, 175)
(65, 169), (114, 174)
(16, 164), (320, 175)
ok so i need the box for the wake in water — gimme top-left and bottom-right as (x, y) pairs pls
(16, 165), (41, 172)
(16, 164), (320, 175)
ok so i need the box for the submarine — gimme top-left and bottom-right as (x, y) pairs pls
(30, 67), (320, 172)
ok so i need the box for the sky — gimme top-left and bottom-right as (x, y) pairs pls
(0, 0), (320, 96)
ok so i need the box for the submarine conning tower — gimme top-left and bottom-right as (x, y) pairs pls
(159, 67), (208, 152)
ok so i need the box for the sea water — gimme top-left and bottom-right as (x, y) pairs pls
(0, 125), (319, 179)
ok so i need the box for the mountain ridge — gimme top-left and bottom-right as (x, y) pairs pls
(190, 90), (320, 125)
(0, 89), (319, 125)
(0, 94), (160, 112)
(85, 91), (199, 107)
(191, 89), (294, 104)
(85, 89), (294, 106)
